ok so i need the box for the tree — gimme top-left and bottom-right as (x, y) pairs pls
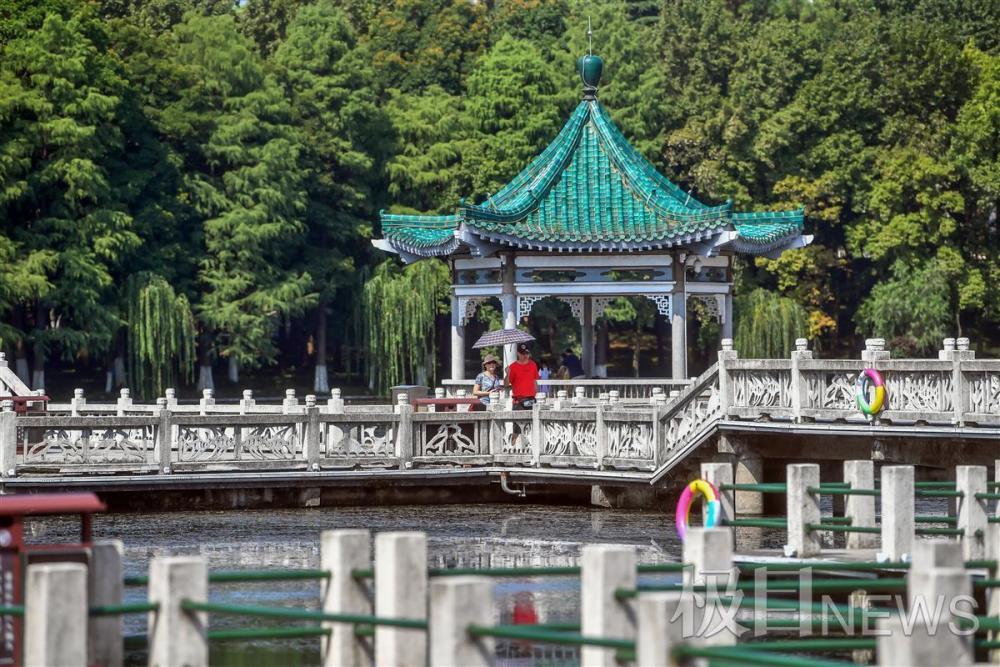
(237, 0), (306, 54)
(0, 10), (139, 389)
(734, 288), (807, 359)
(274, 0), (391, 392)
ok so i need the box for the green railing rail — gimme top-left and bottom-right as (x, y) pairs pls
(673, 644), (856, 667)
(89, 602), (159, 616)
(0, 606), (24, 616)
(465, 624), (633, 650)
(125, 569), (330, 587)
(179, 600), (428, 630)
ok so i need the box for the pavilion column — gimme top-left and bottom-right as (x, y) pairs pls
(582, 297), (594, 377)
(722, 292), (733, 340)
(450, 295), (465, 381)
(671, 254), (688, 380)
(501, 255), (517, 367)
(595, 321), (608, 378)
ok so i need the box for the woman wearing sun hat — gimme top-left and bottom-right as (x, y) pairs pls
(473, 354), (503, 406)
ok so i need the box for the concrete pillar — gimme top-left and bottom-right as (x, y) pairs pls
(321, 530), (371, 667)
(594, 321), (608, 378)
(671, 254), (687, 380)
(450, 295), (465, 381)
(501, 256), (517, 367)
(844, 460), (877, 549)
(148, 556), (207, 667)
(0, 405), (15, 478)
(636, 592), (696, 667)
(881, 465), (915, 561)
(581, 545), (636, 667)
(375, 532), (427, 667)
(429, 577), (493, 667)
(700, 462), (734, 548)
(877, 614), (972, 667)
(683, 527), (732, 586)
(904, 562), (974, 665)
(957, 465), (988, 560)
(25, 562), (87, 667)
(582, 296), (594, 377)
(71, 388), (86, 416)
(786, 463), (821, 557)
(199, 388), (214, 415)
(89, 540), (124, 667)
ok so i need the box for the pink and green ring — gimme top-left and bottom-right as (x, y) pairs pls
(856, 368), (887, 415)
(675, 478), (722, 542)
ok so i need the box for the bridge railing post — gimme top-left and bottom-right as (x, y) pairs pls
(375, 532), (427, 666)
(531, 394), (544, 466)
(429, 577), (493, 667)
(199, 388), (215, 415)
(637, 591), (696, 666)
(394, 396), (413, 469)
(880, 465), (914, 561)
(148, 555), (207, 667)
(699, 463), (734, 547)
(305, 395), (321, 470)
(71, 387), (86, 416)
(956, 465), (988, 560)
(594, 403), (608, 470)
(843, 460), (877, 549)
(717, 339), (737, 418)
(0, 403), (16, 478)
(786, 463), (821, 557)
(156, 405), (173, 474)
(116, 388), (132, 416)
(321, 530), (371, 667)
(89, 540), (124, 667)
(790, 338), (812, 422)
(581, 544), (637, 667)
(25, 562), (88, 667)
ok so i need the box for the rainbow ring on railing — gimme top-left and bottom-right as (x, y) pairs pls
(855, 368), (887, 416)
(675, 479), (721, 541)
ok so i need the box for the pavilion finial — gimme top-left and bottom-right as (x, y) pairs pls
(577, 20), (603, 101)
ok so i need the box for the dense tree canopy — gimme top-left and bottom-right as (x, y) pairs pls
(0, 0), (998, 396)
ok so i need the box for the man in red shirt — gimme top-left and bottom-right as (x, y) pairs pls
(506, 344), (540, 409)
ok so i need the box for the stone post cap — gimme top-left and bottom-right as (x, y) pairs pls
(434, 388), (446, 398)
(119, 388), (130, 398)
(865, 338), (886, 351)
(669, 390), (680, 398)
(556, 390), (568, 399)
(396, 392), (408, 405)
(1, 400), (13, 412)
(242, 390), (253, 400)
(165, 388), (176, 398)
(305, 394), (317, 407)
(331, 388), (341, 398)
(721, 338), (734, 351)
(957, 337), (970, 351)
(574, 387), (586, 397)
(285, 389), (296, 399)
(73, 388), (84, 399)
(0, 352), (5, 365)
(942, 337), (956, 351)
(654, 393), (667, 404)
(455, 389), (466, 397)
(535, 392), (546, 401)
(795, 338), (808, 351)
(489, 390), (500, 401)
(156, 397), (167, 408)
(202, 388), (214, 399)
(651, 387), (663, 395)
(34, 388), (44, 396)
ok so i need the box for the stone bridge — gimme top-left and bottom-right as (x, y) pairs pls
(0, 337), (998, 509)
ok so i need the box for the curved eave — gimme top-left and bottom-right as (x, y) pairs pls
(462, 222), (727, 253)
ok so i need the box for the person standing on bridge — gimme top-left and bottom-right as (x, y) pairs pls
(473, 354), (503, 407)
(506, 344), (539, 410)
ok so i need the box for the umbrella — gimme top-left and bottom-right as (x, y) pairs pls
(472, 328), (535, 349)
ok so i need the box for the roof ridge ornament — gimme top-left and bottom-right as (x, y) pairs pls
(577, 19), (603, 101)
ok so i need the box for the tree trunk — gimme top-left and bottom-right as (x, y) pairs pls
(113, 355), (127, 389)
(196, 331), (214, 391)
(227, 356), (239, 384)
(31, 302), (45, 390)
(314, 298), (329, 394)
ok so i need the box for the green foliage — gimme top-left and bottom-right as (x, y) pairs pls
(362, 259), (449, 392)
(734, 289), (807, 359)
(125, 273), (196, 397)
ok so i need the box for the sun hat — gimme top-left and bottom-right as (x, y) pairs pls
(482, 354), (500, 368)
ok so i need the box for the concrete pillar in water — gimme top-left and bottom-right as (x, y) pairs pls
(957, 465), (988, 560)
(786, 463), (821, 558)
(375, 532), (427, 667)
(581, 545), (636, 667)
(89, 540), (124, 667)
(429, 577), (493, 667)
(844, 460), (877, 549)
(734, 447), (763, 515)
(880, 465), (915, 561)
(25, 563), (87, 667)
(148, 556), (207, 667)
(321, 530), (371, 667)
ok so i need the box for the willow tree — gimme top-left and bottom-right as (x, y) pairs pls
(734, 288), (808, 359)
(125, 273), (196, 398)
(362, 259), (449, 393)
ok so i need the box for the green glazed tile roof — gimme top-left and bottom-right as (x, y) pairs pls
(378, 100), (804, 257)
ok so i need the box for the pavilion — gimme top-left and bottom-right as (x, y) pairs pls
(373, 54), (810, 380)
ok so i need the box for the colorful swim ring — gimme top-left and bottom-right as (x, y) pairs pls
(675, 478), (722, 542)
(855, 368), (886, 416)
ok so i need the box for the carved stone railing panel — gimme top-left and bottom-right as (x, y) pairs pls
(661, 367), (722, 458)
(324, 421), (395, 457)
(964, 366), (1000, 424)
(730, 369), (792, 411)
(606, 420), (654, 460)
(177, 424), (301, 462)
(541, 420), (596, 457)
(412, 413), (489, 459)
(884, 371), (953, 413)
(24, 427), (155, 465)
